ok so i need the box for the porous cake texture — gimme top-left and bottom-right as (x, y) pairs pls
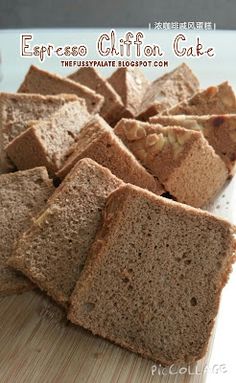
(149, 114), (236, 173)
(57, 114), (164, 195)
(6, 99), (90, 177)
(108, 67), (149, 118)
(163, 82), (236, 116)
(0, 167), (54, 295)
(0, 92), (78, 173)
(18, 65), (104, 114)
(69, 184), (236, 365)
(68, 67), (125, 125)
(114, 119), (228, 207)
(8, 159), (123, 307)
(137, 63), (199, 120)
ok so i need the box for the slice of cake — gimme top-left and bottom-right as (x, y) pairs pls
(0, 167), (54, 295)
(0, 92), (78, 173)
(6, 99), (90, 177)
(68, 184), (236, 365)
(68, 67), (125, 125)
(163, 82), (236, 115)
(114, 119), (228, 207)
(18, 65), (104, 114)
(137, 63), (199, 121)
(8, 158), (123, 307)
(107, 67), (149, 117)
(149, 114), (236, 173)
(57, 115), (164, 195)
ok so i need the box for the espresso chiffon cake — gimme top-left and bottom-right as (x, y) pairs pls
(69, 184), (236, 365)
(6, 98), (90, 177)
(108, 67), (149, 118)
(163, 82), (236, 116)
(137, 63), (199, 120)
(0, 92), (79, 173)
(8, 159), (123, 307)
(149, 114), (236, 173)
(18, 65), (104, 114)
(57, 115), (164, 195)
(0, 167), (54, 295)
(114, 119), (228, 207)
(68, 67), (124, 125)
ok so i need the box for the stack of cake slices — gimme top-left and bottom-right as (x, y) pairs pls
(0, 63), (236, 366)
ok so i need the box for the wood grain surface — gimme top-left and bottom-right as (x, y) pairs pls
(0, 289), (212, 383)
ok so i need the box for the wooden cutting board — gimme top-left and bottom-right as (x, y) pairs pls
(0, 289), (212, 383)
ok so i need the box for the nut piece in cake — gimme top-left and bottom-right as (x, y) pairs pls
(150, 114), (236, 174)
(137, 63), (199, 121)
(56, 115), (163, 195)
(114, 119), (228, 207)
(68, 67), (125, 126)
(107, 67), (149, 118)
(68, 184), (236, 365)
(18, 65), (104, 114)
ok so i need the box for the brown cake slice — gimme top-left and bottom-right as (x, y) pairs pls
(149, 114), (236, 173)
(18, 65), (104, 114)
(57, 115), (163, 195)
(68, 184), (236, 365)
(0, 92), (78, 173)
(8, 158), (123, 307)
(68, 67), (125, 125)
(163, 82), (236, 115)
(0, 167), (54, 295)
(6, 99), (90, 177)
(137, 63), (199, 121)
(114, 119), (228, 207)
(107, 67), (149, 117)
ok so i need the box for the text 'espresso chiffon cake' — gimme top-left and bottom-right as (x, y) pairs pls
(18, 65), (104, 114)
(57, 114), (164, 195)
(0, 92), (79, 173)
(0, 167), (54, 295)
(114, 119), (228, 207)
(8, 159), (123, 307)
(149, 114), (236, 173)
(69, 184), (236, 365)
(6, 98), (91, 177)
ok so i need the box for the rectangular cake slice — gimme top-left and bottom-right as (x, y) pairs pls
(0, 92), (78, 173)
(0, 167), (54, 295)
(68, 67), (125, 125)
(68, 184), (236, 365)
(107, 67), (149, 118)
(137, 63), (199, 121)
(149, 114), (236, 173)
(5, 99), (90, 177)
(57, 115), (164, 195)
(18, 65), (104, 114)
(114, 119), (228, 207)
(8, 158), (123, 307)
(163, 82), (236, 115)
